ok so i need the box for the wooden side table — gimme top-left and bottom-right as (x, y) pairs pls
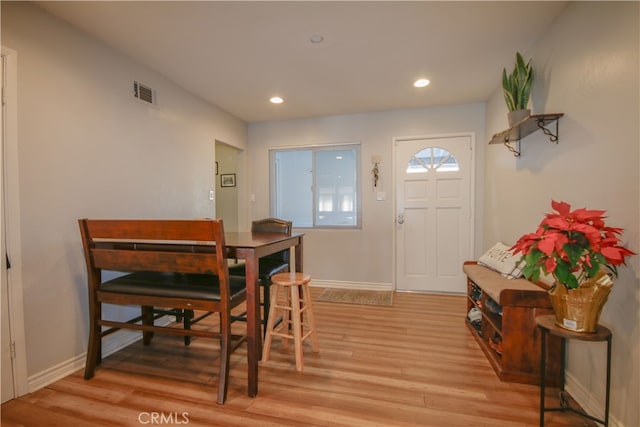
(535, 315), (612, 427)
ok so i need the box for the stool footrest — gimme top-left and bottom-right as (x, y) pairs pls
(301, 330), (315, 342)
(270, 331), (294, 339)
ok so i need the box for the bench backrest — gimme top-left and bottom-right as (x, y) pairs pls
(78, 218), (230, 290)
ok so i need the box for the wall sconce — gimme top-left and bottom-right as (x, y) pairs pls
(371, 155), (382, 187)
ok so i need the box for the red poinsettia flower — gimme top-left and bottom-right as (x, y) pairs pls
(511, 200), (635, 289)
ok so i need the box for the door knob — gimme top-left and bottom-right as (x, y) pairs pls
(397, 213), (404, 224)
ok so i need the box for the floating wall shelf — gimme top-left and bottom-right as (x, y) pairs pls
(488, 113), (564, 157)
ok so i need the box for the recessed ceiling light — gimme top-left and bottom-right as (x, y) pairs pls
(270, 96), (284, 104)
(310, 35), (324, 44)
(414, 78), (430, 88)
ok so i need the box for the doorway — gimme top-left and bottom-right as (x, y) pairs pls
(394, 134), (474, 293)
(2, 48), (27, 403)
(1, 51), (14, 403)
(215, 141), (240, 231)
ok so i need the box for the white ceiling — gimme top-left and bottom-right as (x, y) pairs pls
(35, 1), (568, 123)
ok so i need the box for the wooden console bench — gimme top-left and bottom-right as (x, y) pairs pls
(463, 261), (562, 386)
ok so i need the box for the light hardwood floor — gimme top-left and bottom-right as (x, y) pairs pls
(1, 288), (596, 426)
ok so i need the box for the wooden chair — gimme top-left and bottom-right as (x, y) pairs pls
(228, 218), (292, 336)
(78, 218), (247, 404)
(162, 217), (291, 346)
(262, 272), (319, 371)
(153, 306), (212, 346)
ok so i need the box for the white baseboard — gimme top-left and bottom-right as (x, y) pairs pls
(308, 279), (393, 291)
(566, 372), (623, 427)
(28, 317), (172, 393)
(27, 352), (87, 393)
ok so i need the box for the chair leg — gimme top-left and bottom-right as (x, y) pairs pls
(84, 300), (101, 380)
(183, 309), (194, 346)
(217, 313), (231, 405)
(290, 285), (304, 371)
(301, 284), (320, 353)
(282, 287), (292, 345)
(262, 282), (270, 339)
(142, 306), (153, 345)
(262, 283), (281, 363)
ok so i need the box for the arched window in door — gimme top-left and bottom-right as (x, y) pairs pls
(406, 146), (459, 173)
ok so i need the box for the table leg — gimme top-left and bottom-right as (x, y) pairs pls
(540, 328), (547, 427)
(244, 254), (260, 398)
(604, 336), (611, 427)
(535, 317), (611, 427)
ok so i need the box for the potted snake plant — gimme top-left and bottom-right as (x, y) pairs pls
(502, 52), (534, 126)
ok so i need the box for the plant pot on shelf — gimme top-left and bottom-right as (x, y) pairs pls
(548, 271), (613, 333)
(507, 109), (530, 127)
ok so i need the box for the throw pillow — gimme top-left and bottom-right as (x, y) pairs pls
(478, 242), (524, 279)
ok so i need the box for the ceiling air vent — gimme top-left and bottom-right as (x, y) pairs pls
(133, 81), (155, 104)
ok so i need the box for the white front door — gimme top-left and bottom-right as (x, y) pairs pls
(394, 135), (473, 293)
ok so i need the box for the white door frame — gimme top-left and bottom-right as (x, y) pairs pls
(1, 46), (29, 400)
(392, 132), (475, 291)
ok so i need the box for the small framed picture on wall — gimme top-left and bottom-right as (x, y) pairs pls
(220, 173), (236, 187)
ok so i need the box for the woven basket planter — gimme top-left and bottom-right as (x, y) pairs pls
(548, 271), (612, 333)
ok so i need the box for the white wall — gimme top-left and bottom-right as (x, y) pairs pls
(484, 3), (639, 426)
(248, 103), (485, 287)
(4, 2), (637, 425)
(2, 2), (247, 379)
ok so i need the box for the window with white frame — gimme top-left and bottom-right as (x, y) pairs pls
(270, 144), (361, 228)
(406, 147), (459, 173)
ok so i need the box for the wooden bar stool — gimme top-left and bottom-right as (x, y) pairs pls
(262, 272), (319, 371)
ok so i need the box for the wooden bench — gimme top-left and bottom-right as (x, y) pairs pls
(463, 261), (562, 386)
(78, 218), (248, 404)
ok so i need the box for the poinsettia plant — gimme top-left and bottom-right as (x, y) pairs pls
(511, 200), (635, 289)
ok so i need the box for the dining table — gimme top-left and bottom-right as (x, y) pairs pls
(224, 231), (304, 398)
